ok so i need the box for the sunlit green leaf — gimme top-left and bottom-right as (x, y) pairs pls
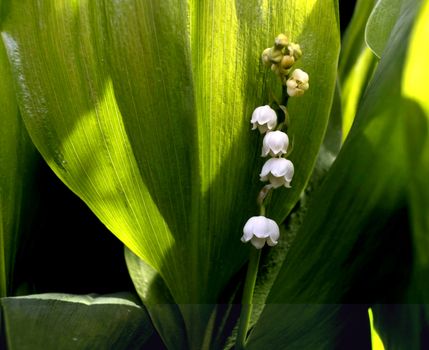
(0, 292), (154, 350)
(1, 0), (339, 346)
(246, 0), (421, 347)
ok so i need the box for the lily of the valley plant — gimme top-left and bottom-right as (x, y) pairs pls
(1, 0), (429, 349)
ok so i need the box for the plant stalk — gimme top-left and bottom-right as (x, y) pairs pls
(236, 247), (262, 349)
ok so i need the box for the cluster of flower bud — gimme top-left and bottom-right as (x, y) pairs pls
(261, 34), (309, 96)
(261, 34), (301, 79)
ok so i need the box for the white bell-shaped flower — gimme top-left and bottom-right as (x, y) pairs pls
(260, 158), (294, 188)
(241, 216), (280, 249)
(262, 131), (289, 157)
(251, 105), (277, 134)
(286, 69), (309, 97)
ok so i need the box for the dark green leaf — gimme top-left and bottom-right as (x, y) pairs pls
(402, 0), (429, 305)
(125, 248), (186, 350)
(0, 292), (154, 350)
(247, 305), (371, 350)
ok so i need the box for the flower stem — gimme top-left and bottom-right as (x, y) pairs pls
(236, 247), (262, 349)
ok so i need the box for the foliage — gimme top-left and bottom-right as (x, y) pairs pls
(1, 0), (428, 349)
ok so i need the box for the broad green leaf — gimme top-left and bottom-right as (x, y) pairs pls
(125, 247), (186, 350)
(311, 80), (343, 182)
(246, 0), (421, 347)
(0, 39), (36, 297)
(1, 0), (339, 347)
(402, 0), (429, 304)
(365, 0), (403, 58)
(247, 304), (371, 350)
(265, 1), (340, 223)
(0, 292), (154, 349)
(126, 247), (241, 350)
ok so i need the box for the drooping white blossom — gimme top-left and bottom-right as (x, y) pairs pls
(251, 105), (277, 134)
(262, 131), (289, 157)
(241, 216), (280, 249)
(286, 69), (309, 97)
(260, 157), (294, 188)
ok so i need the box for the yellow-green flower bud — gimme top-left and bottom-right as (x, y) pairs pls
(274, 34), (289, 48)
(280, 55), (295, 70)
(269, 48), (283, 63)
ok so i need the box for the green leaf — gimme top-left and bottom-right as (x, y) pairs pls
(125, 248), (187, 350)
(246, 0), (422, 347)
(266, 1), (340, 222)
(247, 305), (371, 350)
(0, 292), (154, 350)
(402, 0), (429, 304)
(365, 0), (403, 58)
(1, 1), (339, 347)
(0, 38), (37, 297)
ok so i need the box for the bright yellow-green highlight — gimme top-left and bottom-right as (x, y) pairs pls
(341, 47), (376, 141)
(368, 308), (385, 350)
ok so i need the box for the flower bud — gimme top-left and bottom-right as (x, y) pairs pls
(274, 34), (289, 48)
(241, 216), (280, 249)
(286, 69), (309, 97)
(251, 105), (277, 134)
(269, 48), (283, 63)
(262, 131), (289, 157)
(260, 158), (294, 188)
(280, 55), (295, 70)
